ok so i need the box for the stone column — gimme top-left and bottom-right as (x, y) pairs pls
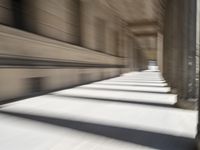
(163, 0), (172, 84)
(196, 0), (200, 149)
(175, 0), (197, 109)
(169, 0), (180, 94)
(163, 0), (197, 109)
(157, 32), (163, 73)
(132, 40), (140, 71)
(164, 0), (180, 93)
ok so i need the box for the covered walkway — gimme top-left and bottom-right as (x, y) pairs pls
(0, 71), (197, 150)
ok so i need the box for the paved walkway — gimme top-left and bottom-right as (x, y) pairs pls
(0, 71), (197, 150)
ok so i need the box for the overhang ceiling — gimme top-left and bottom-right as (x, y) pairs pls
(103, 0), (167, 60)
(89, 0), (168, 60)
(104, 0), (167, 36)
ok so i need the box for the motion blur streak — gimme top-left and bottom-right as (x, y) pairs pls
(0, 0), (199, 150)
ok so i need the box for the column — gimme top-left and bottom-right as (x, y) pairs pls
(157, 32), (163, 73)
(163, 0), (172, 84)
(163, 0), (197, 109)
(175, 0), (197, 109)
(196, 0), (200, 149)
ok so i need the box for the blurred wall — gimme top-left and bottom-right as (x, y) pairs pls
(0, 0), (147, 102)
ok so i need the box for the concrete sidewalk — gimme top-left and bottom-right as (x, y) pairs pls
(0, 71), (197, 150)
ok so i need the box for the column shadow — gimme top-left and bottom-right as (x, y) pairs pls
(0, 110), (195, 150)
(94, 82), (168, 87)
(49, 94), (177, 109)
(78, 87), (170, 94)
(107, 80), (166, 84)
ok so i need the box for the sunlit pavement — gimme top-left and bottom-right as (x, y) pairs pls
(0, 71), (197, 150)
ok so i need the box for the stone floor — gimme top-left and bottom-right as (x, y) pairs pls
(0, 71), (198, 150)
